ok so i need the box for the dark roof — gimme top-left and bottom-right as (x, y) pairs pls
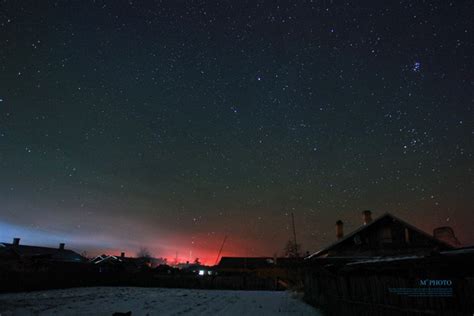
(343, 249), (474, 271)
(440, 246), (474, 256)
(90, 254), (149, 267)
(0, 244), (19, 259)
(307, 213), (455, 259)
(90, 254), (119, 264)
(217, 256), (303, 269)
(217, 257), (275, 269)
(274, 257), (304, 266)
(0, 243), (85, 262)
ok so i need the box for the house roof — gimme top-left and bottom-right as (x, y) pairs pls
(440, 246), (474, 256)
(90, 254), (118, 264)
(346, 255), (421, 265)
(0, 245), (19, 259)
(217, 256), (303, 269)
(217, 257), (275, 269)
(307, 213), (455, 259)
(90, 254), (148, 267)
(0, 243), (85, 262)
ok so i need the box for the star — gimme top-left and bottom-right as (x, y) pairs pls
(412, 61), (421, 72)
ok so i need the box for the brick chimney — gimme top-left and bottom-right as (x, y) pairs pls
(121, 252), (125, 258)
(336, 220), (344, 240)
(362, 210), (373, 225)
(12, 238), (20, 246)
(59, 243), (65, 250)
(433, 226), (461, 246)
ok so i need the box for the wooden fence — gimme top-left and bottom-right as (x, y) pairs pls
(0, 266), (282, 293)
(303, 254), (474, 315)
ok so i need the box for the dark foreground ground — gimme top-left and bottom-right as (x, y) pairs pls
(0, 286), (322, 316)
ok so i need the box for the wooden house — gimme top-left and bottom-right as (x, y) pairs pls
(0, 238), (86, 273)
(0, 238), (85, 263)
(90, 252), (151, 273)
(309, 211), (455, 259)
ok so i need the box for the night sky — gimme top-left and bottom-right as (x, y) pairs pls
(0, 1), (473, 264)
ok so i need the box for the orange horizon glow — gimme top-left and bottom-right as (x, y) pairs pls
(84, 235), (268, 266)
(86, 248), (250, 266)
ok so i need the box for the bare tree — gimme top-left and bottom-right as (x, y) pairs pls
(137, 247), (152, 259)
(283, 239), (302, 258)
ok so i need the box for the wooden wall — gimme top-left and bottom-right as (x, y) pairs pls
(303, 255), (474, 315)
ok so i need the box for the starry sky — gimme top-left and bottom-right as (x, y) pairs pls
(0, 1), (473, 264)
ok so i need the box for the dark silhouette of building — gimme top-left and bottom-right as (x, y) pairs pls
(309, 211), (455, 258)
(217, 257), (275, 271)
(90, 252), (153, 273)
(0, 238), (85, 263)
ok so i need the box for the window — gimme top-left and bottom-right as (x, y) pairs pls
(381, 226), (392, 243)
(405, 227), (410, 243)
(353, 234), (362, 245)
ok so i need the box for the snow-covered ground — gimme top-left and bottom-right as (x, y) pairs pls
(0, 287), (322, 316)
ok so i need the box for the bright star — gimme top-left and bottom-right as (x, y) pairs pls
(412, 62), (421, 72)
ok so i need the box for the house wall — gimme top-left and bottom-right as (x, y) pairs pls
(303, 255), (474, 315)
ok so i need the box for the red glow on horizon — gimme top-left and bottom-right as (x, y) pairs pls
(85, 234), (269, 266)
(86, 247), (247, 266)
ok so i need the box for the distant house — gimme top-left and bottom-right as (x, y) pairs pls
(0, 238), (85, 273)
(0, 238), (85, 263)
(182, 263), (213, 276)
(90, 252), (151, 273)
(217, 257), (304, 272)
(154, 264), (179, 275)
(90, 254), (125, 272)
(0, 243), (20, 261)
(216, 256), (304, 289)
(90, 254), (122, 265)
(217, 257), (276, 272)
(308, 211), (455, 259)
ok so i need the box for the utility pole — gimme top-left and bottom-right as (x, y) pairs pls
(291, 212), (299, 257)
(214, 235), (227, 266)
